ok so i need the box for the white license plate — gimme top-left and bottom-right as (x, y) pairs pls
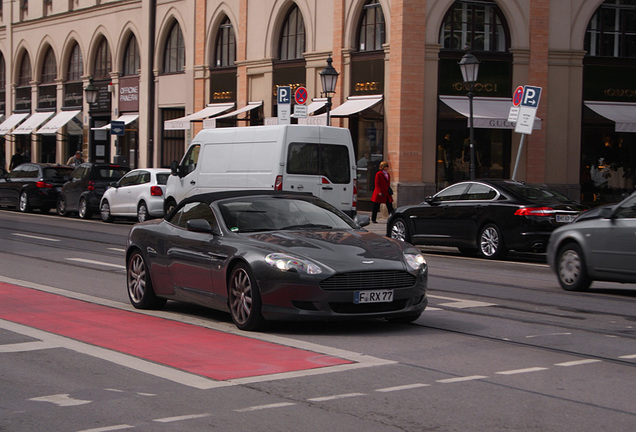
(354, 290), (394, 304)
(556, 214), (576, 223)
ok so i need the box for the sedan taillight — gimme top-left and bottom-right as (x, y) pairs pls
(514, 207), (554, 217)
(150, 186), (163, 196)
(36, 181), (53, 189)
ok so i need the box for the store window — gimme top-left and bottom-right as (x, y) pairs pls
(41, 48), (56, 84)
(68, 43), (83, 81)
(164, 21), (185, 74)
(358, 0), (385, 52)
(279, 5), (305, 60)
(586, 0), (636, 58)
(123, 35), (140, 76)
(94, 38), (111, 79)
(440, 0), (508, 52)
(215, 17), (236, 68)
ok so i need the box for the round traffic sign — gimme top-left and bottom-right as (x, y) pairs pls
(295, 87), (308, 105)
(512, 86), (524, 106)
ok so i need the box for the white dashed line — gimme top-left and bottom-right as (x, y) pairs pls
(235, 402), (297, 412)
(66, 258), (125, 269)
(308, 393), (366, 402)
(437, 375), (489, 383)
(555, 359), (602, 367)
(526, 332), (571, 339)
(376, 383), (430, 392)
(154, 414), (211, 423)
(77, 426), (133, 432)
(108, 247), (126, 252)
(496, 367), (549, 375)
(619, 354), (636, 359)
(12, 233), (60, 242)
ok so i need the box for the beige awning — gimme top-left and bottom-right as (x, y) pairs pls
(585, 101), (636, 133)
(440, 95), (542, 130)
(93, 114), (139, 130)
(12, 112), (55, 135)
(36, 110), (82, 135)
(0, 113), (29, 135)
(164, 103), (236, 130)
(214, 101), (263, 119)
(330, 95), (383, 117)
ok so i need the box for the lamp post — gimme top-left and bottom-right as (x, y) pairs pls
(84, 77), (98, 162)
(319, 56), (339, 126)
(458, 47), (480, 180)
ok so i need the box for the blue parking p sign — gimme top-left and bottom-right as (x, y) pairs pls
(277, 86), (291, 105)
(521, 86), (542, 108)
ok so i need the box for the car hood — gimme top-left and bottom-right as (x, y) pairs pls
(244, 229), (410, 272)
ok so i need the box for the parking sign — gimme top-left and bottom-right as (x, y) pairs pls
(277, 86), (291, 105)
(521, 86), (542, 108)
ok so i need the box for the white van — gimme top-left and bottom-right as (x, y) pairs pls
(165, 125), (357, 216)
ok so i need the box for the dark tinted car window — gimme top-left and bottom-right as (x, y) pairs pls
(465, 183), (497, 200)
(169, 202), (216, 229)
(7, 167), (23, 179)
(287, 143), (351, 184)
(139, 172), (151, 184)
(95, 167), (129, 181)
(614, 194), (636, 219)
(119, 172), (139, 187)
(435, 183), (469, 201)
(156, 173), (169, 185)
(72, 166), (87, 180)
(23, 165), (39, 178)
(43, 167), (73, 181)
(504, 183), (571, 202)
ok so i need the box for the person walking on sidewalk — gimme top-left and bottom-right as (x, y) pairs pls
(371, 160), (394, 223)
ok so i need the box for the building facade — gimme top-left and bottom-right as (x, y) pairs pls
(1, 0), (634, 208)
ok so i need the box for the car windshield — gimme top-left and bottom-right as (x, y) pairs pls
(43, 167), (73, 181)
(503, 182), (573, 203)
(156, 173), (169, 185)
(218, 196), (357, 233)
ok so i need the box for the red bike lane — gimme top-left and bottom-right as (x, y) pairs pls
(0, 282), (352, 381)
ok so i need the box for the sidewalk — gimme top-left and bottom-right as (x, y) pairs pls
(357, 210), (388, 236)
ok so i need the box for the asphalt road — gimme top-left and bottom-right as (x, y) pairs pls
(1, 209), (635, 432)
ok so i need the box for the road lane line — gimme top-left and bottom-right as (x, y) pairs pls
(619, 354), (636, 359)
(307, 393), (366, 402)
(496, 367), (548, 375)
(66, 258), (125, 269)
(108, 247), (126, 252)
(235, 402), (297, 412)
(555, 359), (602, 367)
(29, 394), (91, 406)
(77, 426), (133, 432)
(436, 375), (489, 383)
(0, 341), (58, 353)
(154, 414), (211, 423)
(526, 332), (571, 338)
(12, 233), (60, 242)
(375, 383), (430, 392)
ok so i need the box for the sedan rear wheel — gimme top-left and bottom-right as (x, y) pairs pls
(137, 201), (149, 223)
(56, 197), (68, 216)
(478, 223), (506, 259)
(100, 200), (113, 222)
(19, 191), (32, 213)
(127, 250), (167, 309)
(228, 263), (265, 331)
(79, 198), (92, 219)
(389, 218), (411, 243)
(557, 243), (591, 291)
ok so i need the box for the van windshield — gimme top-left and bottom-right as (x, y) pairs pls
(286, 143), (350, 184)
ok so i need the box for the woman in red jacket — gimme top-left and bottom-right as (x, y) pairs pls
(371, 160), (394, 223)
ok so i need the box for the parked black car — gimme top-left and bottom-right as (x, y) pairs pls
(57, 163), (129, 219)
(0, 163), (74, 213)
(387, 179), (585, 259)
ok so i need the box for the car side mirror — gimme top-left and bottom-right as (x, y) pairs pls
(186, 219), (220, 235)
(425, 196), (435, 204)
(170, 160), (179, 177)
(600, 207), (614, 219)
(354, 214), (371, 227)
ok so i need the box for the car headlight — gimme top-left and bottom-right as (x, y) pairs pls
(404, 252), (427, 271)
(265, 253), (323, 274)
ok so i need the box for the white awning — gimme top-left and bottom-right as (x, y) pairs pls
(0, 113), (29, 135)
(35, 110), (82, 135)
(330, 95), (383, 117)
(585, 101), (636, 132)
(440, 95), (542, 130)
(164, 103), (236, 130)
(12, 112), (55, 135)
(93, 114), (139, 130)
(214, 101), (263, 119)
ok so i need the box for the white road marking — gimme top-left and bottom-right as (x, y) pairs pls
(428, 295), (496, 309)
(526, 332), (571, 338)
(12, 233), (60, 242)
(496, 367), (549, 375)
(375, 383), (430, 392)
(235, 402), (297, 412)
(108, 247), (126, 252)
(66, 258), (125, 269)
(437, 375), (489, 383)
(154, 414), (211, 423)
(0, 341), (58, 353)
(619, 354), (636, 359)
(29, 393), (91, 406)
(308, 393), (366, 402)
(555, 359), (602, 367)
(77, 426), (133, 432)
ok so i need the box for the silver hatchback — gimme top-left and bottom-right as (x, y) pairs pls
(547, 192), (636, 291)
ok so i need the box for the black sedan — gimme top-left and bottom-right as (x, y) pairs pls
(387, 179), (585, 259)
(0, 163), (74, 213)
(126, 190), (428, 331)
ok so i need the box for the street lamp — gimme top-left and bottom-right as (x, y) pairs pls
(458, 47), (480, 180)
(84, 77), (98, 162)
(320, 56), (339, 126)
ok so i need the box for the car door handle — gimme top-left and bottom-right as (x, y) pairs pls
(190, 180), (196, 185)
(322, 186), (333, 190)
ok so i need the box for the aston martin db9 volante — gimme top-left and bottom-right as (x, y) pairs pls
(126, 190), (428, 331)
(388, 179), (584, 259)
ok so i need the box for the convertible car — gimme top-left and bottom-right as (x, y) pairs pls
(126, 190), (428, 331)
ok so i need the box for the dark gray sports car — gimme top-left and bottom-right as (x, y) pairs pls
(126, 190), (428, 331)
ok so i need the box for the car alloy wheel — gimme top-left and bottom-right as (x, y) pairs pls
(137, 201), (148, 223)
(100, 201), (113, 222)
(478, 224), (506, 259)
(79, 198), (91, 219)
(557, 243), (591, 291)
(228, 263), (265, 331)
(19, 191), (31, 212)
(390, 218), (410, 243)
(126, 250), (166, 309)
(56, 197), (67, 216)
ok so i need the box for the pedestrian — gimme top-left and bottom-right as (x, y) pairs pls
(67, 151), (84, 167)
(371, 160), (394, 223)
(9, 150), (24, 170)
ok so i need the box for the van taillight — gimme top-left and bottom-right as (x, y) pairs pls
(321, 177), (331, 184)
(353, 179), (358, 210)
(151, 186), (163, 196)
(274, 175), (283, 190)
(88, 180), (95, 191)
(36, 181), (53, 189)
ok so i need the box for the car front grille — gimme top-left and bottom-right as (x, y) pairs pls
(319, 270), (416, 291)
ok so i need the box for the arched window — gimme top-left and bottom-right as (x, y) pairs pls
(585, 0), (636, 58)
(164, 21), (185, 73)
(0, 55), (5, 89)
(279, 5), (305, 60)
(41, 48), (57, 84)
(215, 17), (236, 67)
(18, 54), (31, 86)
(123, 34), (140, 75)
(357, 0), (385, 52)
(67, 43), (83, 82)
(94, 38), (112, 79)
(440, 0), (508, 52)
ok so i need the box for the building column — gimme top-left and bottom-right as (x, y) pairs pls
(237, 0), (249, 110)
